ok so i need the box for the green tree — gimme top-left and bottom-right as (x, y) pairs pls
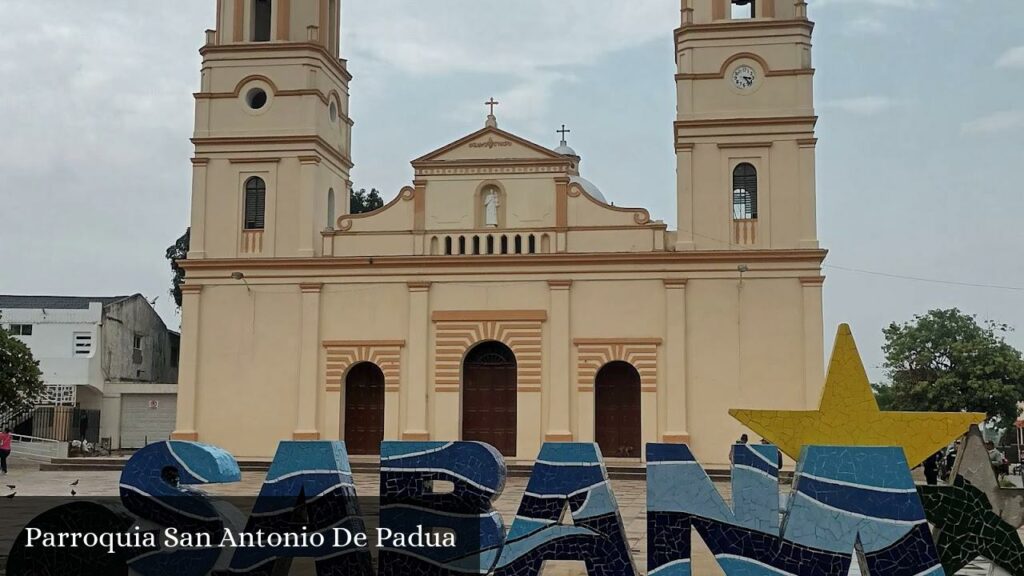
(350, 188), (384, 214)
(878, 308), (1024, 428)
(0, 316), (45, 415)
(166, 228), (190, 308)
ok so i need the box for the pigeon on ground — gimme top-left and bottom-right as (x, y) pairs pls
(4, 492), (15, 499)
(71, 490), (77, 497)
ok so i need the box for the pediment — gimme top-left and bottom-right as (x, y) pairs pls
(412, 126), (567, 166)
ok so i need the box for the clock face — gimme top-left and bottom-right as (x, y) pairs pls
(732, 65), (756, 90)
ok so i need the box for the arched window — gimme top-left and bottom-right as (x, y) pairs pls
(326, 188), (336, 229)
(253, 0), (272, 42)
(244, 177), (266, 230)
(732, 163), (758, 220)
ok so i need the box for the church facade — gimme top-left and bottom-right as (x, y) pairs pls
(175, 0), (826, 465)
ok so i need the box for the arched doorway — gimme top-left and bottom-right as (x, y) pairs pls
(462, 341), (517, 456)
(594, 361), (642, 459)
(344, 362), (385, 455)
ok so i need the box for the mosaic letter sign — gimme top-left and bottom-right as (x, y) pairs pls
(6, 325), (1010, 576)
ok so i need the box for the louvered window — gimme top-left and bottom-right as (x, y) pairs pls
(732, 163), (758, 220)
(244, 177), (266, 230)
(253, 0), (272, 42)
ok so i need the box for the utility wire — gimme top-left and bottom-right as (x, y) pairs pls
(823, 264), (1024, 292)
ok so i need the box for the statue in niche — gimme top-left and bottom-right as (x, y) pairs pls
(483, 188), (500, 228)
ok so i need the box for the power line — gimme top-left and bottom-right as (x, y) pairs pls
(675, 225), (1024, 293)
(824, 264), (1024, 292)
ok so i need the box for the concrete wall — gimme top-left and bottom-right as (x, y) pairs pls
(101, 296), (179, 384)
(0, 303), (103, 388)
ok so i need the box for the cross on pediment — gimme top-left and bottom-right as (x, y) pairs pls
(485, 97), (500, 116)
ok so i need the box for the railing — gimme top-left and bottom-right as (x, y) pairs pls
(733, 219), (758, 246)
(11, 433), (69, 462)
(428, 232), (553, 256)
(241, 229), (264, 254)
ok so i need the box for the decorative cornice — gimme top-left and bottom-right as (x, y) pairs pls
(718, 142), (774, 149)
(432, 310), (547, 322)
(229, 157), (282, 164)
(676, 116), (818, 130)
(180, 285), (204, 295)
(298, 156), (322, 165)
(407, 281), (432, 291)
(199, 42), (353, 82)
(190, 157), (210, 166)
(800, 276), (826, 287)
(663, 279), (689, 288)
(676, 18), (814, 37)
(573, 338), (663, 346)
(322, 340), (405, 348)
(192, 135), (353, 169)
(547, 280), (573, 289)
(179, 249), (830, 272)
(299, 282), (323, 293)
(797, 138), (819, 147)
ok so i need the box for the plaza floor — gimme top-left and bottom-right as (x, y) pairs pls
(0, 457), (1015, 575)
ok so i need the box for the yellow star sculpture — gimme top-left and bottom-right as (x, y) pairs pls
(729, 323), (985, 468)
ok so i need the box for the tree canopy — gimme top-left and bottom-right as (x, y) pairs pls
(166, 228), (190, 308)
(877, 308), (1024, 429)
(350, 188), (384, 214)
(0, 317), (45, 415)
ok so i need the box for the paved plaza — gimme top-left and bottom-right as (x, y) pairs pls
(0, 457), (1015, 575)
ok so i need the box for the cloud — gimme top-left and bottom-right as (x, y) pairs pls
(962, 110), (1024, 135)
(843, 16), (888, 35)
(995, 46), (1024, 69)
(820, 96), (898, 116)
(344, 0), (675, 120)
(814, 0), (935, 7)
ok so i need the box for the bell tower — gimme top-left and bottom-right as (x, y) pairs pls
(188, 0), (352, 260)
(674, 0), (818, 251)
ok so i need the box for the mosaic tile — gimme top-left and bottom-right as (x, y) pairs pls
(493, 443), (637, 576)
(379, 441), (506, 575)
(918, 425), (1024, 576)
(647, 443), (945, 575)
(119, 440), (241, 576)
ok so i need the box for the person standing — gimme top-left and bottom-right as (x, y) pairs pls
(0, 428), (12, 475)
(923, 451), (940, 485)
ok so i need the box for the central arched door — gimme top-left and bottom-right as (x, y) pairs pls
(462, 341), (517, 456)
(344, 362), (385, 455)
(595, 361), (642, 459)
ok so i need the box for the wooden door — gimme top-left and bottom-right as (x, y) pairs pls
(462, 342), (518, 457)
(595, 361), (642, 459)
(344, 362), (385, 455)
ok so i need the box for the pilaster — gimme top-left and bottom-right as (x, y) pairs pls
(293, 283), (322, 440)
(545, 280), (573, 441)
(403, 281), (431, 441)
(800, 276), (825, 407)
(171, 284), (203, 441)
(663, 279), (690, 443)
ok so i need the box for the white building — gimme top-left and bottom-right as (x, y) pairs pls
(0, 295), (179, 449)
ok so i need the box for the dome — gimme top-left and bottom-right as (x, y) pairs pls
(554, 143), (577, 156)
(569, 175), (607, 203)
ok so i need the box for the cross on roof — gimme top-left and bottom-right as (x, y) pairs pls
(557, 124), (571, 143)
(485, 97), (499, 116)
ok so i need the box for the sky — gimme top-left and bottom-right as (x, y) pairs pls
(1, 0), (1022, 381)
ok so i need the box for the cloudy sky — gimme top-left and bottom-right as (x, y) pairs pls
(1, 0), (1022, 380)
